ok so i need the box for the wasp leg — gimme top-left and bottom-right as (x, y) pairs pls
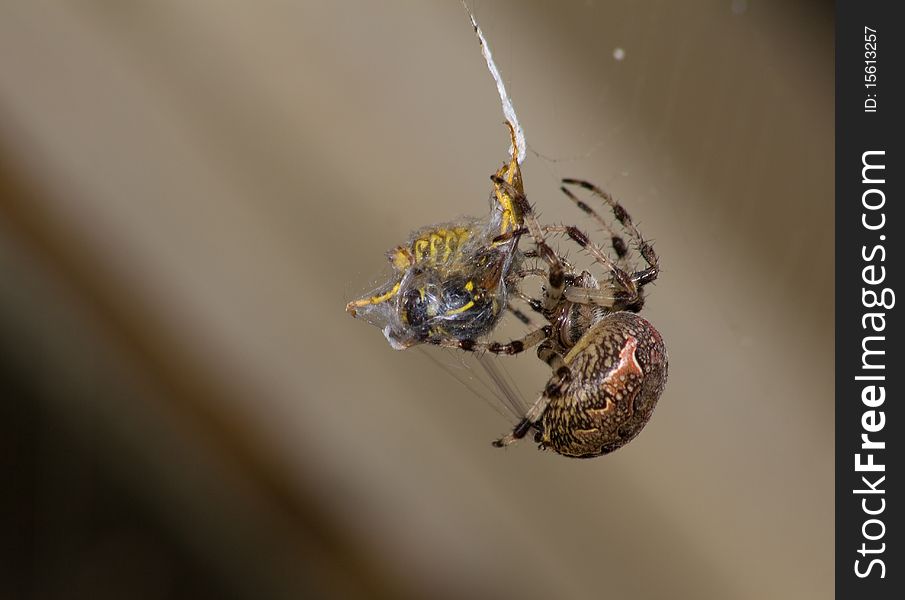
(345, 281), (401, 317)
(491, 121), (526, 235)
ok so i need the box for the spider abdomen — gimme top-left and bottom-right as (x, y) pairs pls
(541, 312), (668, 458)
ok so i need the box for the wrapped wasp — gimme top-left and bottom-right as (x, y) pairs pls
(345, 11), (532, 355)
(345, 122), (532, 353)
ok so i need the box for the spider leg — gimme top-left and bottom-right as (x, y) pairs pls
(561, 178), (659, 287)
(559, 185), (630, 268)
(547, 222), (646, 311)
(540, 225), (635, 294)
(506, 267), (548, 316)
(500, 223), (640, 310)
(493, 343), (570, 447)
(510, 289), (544, 315)
(490, 175), (566, 314)
(512, 267), (547, 279)
(510, 267), (585, 290)
(429, 325), (553, 355)
(561, 286), (622, 308)
(507, 303), (535, 326)
(523, 249), (575, 273)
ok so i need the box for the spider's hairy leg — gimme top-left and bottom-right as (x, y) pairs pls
(541, 224), (636, 295)
(507, 303), (534, 326)
(512, 267), (547, 280)
(546, 221), (649, 311)
(561, 286), (622, 308)
(429, 325), (553, 356)
(559, 185), (629, 265)
(561, 178), (660, 287)
(493, 343), (570, 448)
(490, 175), (566, 313)
(522, 249), (575, 273)
(493, 418), (534, 447)
(505, 267), (547, 318)
(509, 289), (544, 316)
(500, 222), (639, 309)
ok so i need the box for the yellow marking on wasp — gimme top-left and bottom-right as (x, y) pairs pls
(389, 246), (414, 271)
(429, 233), (444, 260)
(453, 229), (470, 259)
(464, 280), (475, 292)
(414, 238), (430, 261)
(403, 228), (474, 267)
(445, 300), (475, 316)
(345, 281), (402, 315)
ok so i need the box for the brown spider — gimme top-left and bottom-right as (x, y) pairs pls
(465, 177), (669, 459)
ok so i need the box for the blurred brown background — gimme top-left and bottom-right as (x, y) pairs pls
(1, 1), (833, 599)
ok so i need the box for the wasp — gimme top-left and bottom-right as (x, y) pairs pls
(345, 122), (543, 355)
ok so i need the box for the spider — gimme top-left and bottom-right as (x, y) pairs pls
(463, 176), (668, 459)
